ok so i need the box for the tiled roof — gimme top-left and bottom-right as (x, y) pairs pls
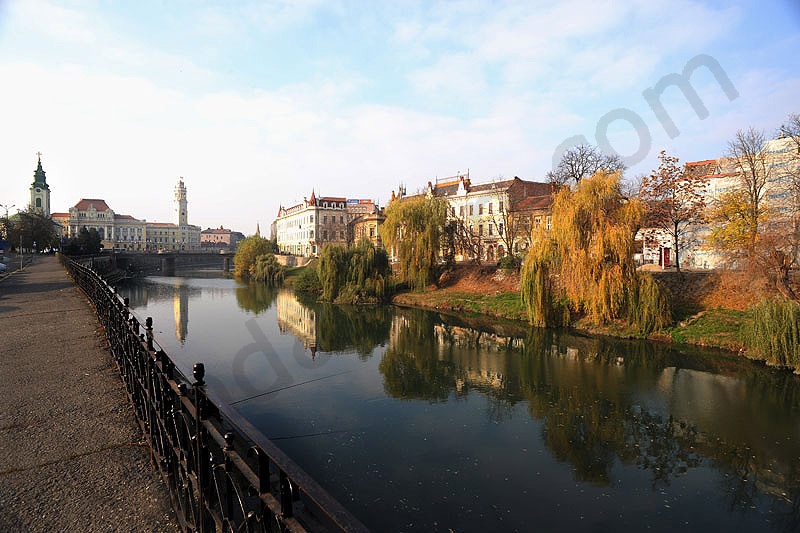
(73, 199), (111, 211)
(114, 214), (140, 221)
(515, 195), (554, 211)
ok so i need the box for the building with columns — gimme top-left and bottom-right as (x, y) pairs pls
(52, 178), (201, 252)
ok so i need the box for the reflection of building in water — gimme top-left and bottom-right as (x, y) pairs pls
(173, 282), (189, 344)
(276, 291), (317, 355)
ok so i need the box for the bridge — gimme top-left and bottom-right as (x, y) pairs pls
(75, 251), (236, 278)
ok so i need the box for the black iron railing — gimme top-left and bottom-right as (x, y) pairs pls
(61, 255), (368, 532)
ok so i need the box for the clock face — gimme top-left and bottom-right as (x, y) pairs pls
(35, 188), (41, 193)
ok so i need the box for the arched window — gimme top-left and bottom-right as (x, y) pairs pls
(36, 198), (42, 208)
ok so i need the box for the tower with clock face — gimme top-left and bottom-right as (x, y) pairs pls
(30, 152), (51, 216)
(174, 178), (188, 227)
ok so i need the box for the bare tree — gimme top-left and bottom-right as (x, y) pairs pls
(726, 127), (771, 258)
(547, 144), (626, 186)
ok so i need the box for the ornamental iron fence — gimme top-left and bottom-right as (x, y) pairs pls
(61, 255), (368, 533)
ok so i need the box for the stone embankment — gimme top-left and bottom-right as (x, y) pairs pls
(0, 256), (176, 532)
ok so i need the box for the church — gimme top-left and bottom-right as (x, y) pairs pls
(40, 155), (201, 251)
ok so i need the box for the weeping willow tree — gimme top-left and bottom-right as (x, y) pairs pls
(317, 239), (392, 303)
(380, 195), (449, 290)
(521, 171), (670, 333)
(249, 252), (285, 286)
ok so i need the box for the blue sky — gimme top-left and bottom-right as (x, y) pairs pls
(1, 0), (799, 235)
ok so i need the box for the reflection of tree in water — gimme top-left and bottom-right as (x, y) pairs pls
(379, 310), (457, 402)
(520, 329), (702, 485)
(235, 283), (277, 315)
(314, 303), (392, 358)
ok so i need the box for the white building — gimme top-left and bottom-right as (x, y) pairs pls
(275, 191), (377, 256)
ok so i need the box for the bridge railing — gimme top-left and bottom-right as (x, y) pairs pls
(60, 254), (368, 533)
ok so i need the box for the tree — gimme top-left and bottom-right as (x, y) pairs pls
(715, 127), (771, 260)
(7, 206), (60, 252)
(233, 235), (273, 278)
(521, 171), (670, 333)
(380, 195), (449, 290)
(249, 253), (285, 286)
(316, 239), (391, 303)
(546, 144), (626, 187)
(639, 150), (707, 272)
(63, 227), (103, 255)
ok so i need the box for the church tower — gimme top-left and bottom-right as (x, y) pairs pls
(30, 153), (51, 216)
(174, 178), (188, 226)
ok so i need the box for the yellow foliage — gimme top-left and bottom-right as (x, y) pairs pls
(521, 171), (668, 332)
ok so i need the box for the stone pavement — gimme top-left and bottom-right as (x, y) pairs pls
(0, 255), (177, 532)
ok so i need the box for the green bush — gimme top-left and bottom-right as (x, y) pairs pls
(294, 266), (322, 295)
(744, 297), (800, 370)
(497, 255), (519, 271)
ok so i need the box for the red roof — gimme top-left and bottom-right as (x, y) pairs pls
(114, 214), (139, 221)
(73, 198), (111, 211)
(515, 195), (554, 211)
(685, 159), (717, 167)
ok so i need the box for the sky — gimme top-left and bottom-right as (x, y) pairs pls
(1, 0), (799, 236)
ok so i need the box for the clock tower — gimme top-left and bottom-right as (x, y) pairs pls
(30, 152), (51, 216)
(174, 178), (188, 226)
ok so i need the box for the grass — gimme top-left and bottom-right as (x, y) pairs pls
(395, 290), (528, 321)
(666, 308), (751, 351)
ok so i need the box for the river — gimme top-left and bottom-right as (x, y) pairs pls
(117, 274), (800, 532)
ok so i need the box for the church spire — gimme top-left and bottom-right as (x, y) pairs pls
(32, 152), (49, 189)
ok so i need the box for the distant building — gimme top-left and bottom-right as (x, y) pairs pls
(389, 173), (556, 262)
(349, 210), (386, 248)
(274, 191), (351, 256)
(29, 153), (51, 216)
(200, 226), (246, 251)
(52, 179), (201, 252)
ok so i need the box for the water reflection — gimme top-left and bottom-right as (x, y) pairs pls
(118, 277), (800, 531)
(377, 307), (800, 529)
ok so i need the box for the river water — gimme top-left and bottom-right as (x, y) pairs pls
(118, 274), (800, 532)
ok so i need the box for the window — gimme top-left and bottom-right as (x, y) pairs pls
(323, 215), (328, 223)
(310, 215), (314, 222)
(499, 201), (504, 213)
(478, 224), (484, 236)
(369, 227), (375, 237)
(479, 204), (484, 215)
(488, 202), (493, 214)
(36, 198), (42, 207)
(469, 205), (474, 216)
(459, 206), (465, 216)
(488, 224), (493, 235)
(340, 215), (344, 224)
(546, 216), (552, 230)
(452, 207), (456, 217)
(323, 230), (328, 240)
(499, 223), (504, 236)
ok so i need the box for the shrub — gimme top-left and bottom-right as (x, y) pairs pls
(294, 266), (322, 295)
(497, 255), (519, 271)
(744, 297), (800, 370)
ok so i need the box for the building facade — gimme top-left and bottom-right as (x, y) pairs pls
(388, 174), (556, 262)
(51, 179), (201, 252)
(200, 226), (246, 251)
(275, 192), (378, 256)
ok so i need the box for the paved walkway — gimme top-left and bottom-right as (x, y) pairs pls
(0, 256), (177, 532)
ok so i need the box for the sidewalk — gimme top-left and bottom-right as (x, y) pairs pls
(0, 256), (176, 532)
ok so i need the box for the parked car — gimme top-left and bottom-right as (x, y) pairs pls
(0, 262), (7, 273)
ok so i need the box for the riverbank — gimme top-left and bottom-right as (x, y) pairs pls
(390, 264), (795, 367)
(0, 256), (176, 532)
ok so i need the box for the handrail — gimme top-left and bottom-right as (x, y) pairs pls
(60, 254), (369, 532)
